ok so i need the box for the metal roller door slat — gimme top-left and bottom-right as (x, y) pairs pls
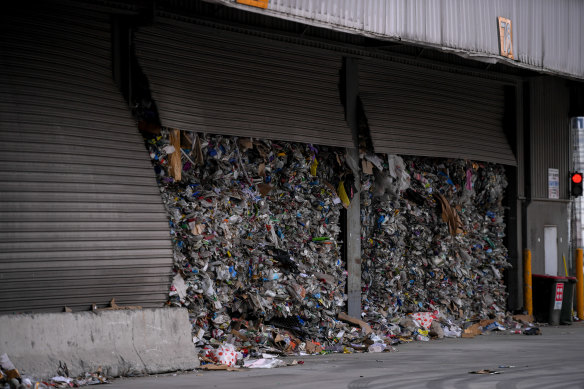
(0, 239), (172, 253)
(0, 230), (170, 243)
(0, 123), (144, 144)
(154, 114), (352, 147)
(0, 141), (151, 160)
(0, 250), (173, 263)
(139, 43), (339, 80)
(363, 129), (509, 150)
(0, 99), (133, 124)
(0, 211), (168, 223)
(0, 295), (169, 313)
(0, 192), (164, 204)
(0, 221), (170, 233)
(0, 109), (139, 131)
(2, 268), (171, 281)
(0, 201), (166, 213)
(0, 152), (152, 169)
(363, 91), (505, 116)
(154, 97), (346, 130)
(0, 87), (129, 113)
(365, 112), (505, 137)
(361, 61), (507, 90)
(138, 25), (338, 65)
(0, 132), (146, 153)
(143, 68), (340, 104)
(0, 116), (141, 135)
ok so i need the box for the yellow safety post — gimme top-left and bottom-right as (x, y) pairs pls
(524, 249), (533, 316)
(576, 248), (584, 320)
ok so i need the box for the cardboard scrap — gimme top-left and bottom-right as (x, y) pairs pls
(93, 298), (142, 311)
(0, 354), (20, 381)
(181, 131), (193, 149)
(274, 333), (297, 352)
(435, 193), (463, 235)
(305, 341), (323, 354)
(168, 129), (182, 181)
(192, 224), (205, 235)
(200, 364), (240, 371)
(512, 314), (534, 324)
(192, 134), (204, 166)
(238, 137), (253, 151)
(338, 312), (373, 335)
(461, 323), (482, 338)
(479, 319), (496, 327)
(462, 319), (496, 338)
(362, 160), (374, 175)
(257, 183), (273, 197)
(230, 329), (249, 342)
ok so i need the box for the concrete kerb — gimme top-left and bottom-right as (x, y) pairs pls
(0, 307), (198, 379)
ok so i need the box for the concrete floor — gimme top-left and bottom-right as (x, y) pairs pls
(108, 323), (584, 389)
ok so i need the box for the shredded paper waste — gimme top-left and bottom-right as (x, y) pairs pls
(139, 129), (534, 370)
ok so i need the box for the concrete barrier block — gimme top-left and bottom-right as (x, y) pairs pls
(0, 308), (198, 379)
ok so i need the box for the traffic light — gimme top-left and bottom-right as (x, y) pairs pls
(571, 172), (583, 197)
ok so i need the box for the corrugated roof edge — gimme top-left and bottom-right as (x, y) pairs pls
(208, 0), (584, 82)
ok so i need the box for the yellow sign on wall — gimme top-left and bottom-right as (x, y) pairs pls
(497, 16), (514, 59)
(236, 0), (269, 9)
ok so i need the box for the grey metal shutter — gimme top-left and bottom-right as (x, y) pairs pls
(0, 2), (173, 313)
(134, 21), (353, 147)
(359, 59), (516, 165)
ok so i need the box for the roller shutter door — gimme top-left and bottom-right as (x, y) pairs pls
(135, 20), (353, 147)
(359, 59), (516, 165)
(0, 2), (173, 312)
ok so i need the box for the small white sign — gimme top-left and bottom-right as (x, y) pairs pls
(548, 168), (559, 199)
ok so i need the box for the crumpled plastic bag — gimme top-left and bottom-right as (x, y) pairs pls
(443, 326), (462, 338)
(204, 343), (238, 366)
(244, 358), (287, 369)
(411, 312), (436, 330)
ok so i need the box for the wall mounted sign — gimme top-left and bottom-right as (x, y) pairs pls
(236, 0), (269, 9)
(497, 16), (514, 59)
(548, 168), (560, 199)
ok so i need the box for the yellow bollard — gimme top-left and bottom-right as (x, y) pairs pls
(523, 249), (533, 316)
(576, 248), (584, 320)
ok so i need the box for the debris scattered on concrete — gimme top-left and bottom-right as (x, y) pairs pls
(469, 369), (502, 375)
(0, 357), (110, 389)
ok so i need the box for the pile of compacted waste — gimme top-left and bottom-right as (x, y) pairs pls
(144, 129), (529, 367)
(360, 154), (511, 339)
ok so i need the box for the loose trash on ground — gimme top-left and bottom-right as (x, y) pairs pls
(469, 369), (502, 375)
(0, 355), (110, 389)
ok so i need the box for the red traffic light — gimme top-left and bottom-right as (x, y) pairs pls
(572, 173), (583, 184)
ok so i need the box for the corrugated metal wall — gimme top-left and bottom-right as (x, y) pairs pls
(216, 0), (584, 80)
(0, 2), (173, 313)
(134, 20), (353, 147)
(529, 77), (571, 200)
(359, 58), (516, 165)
